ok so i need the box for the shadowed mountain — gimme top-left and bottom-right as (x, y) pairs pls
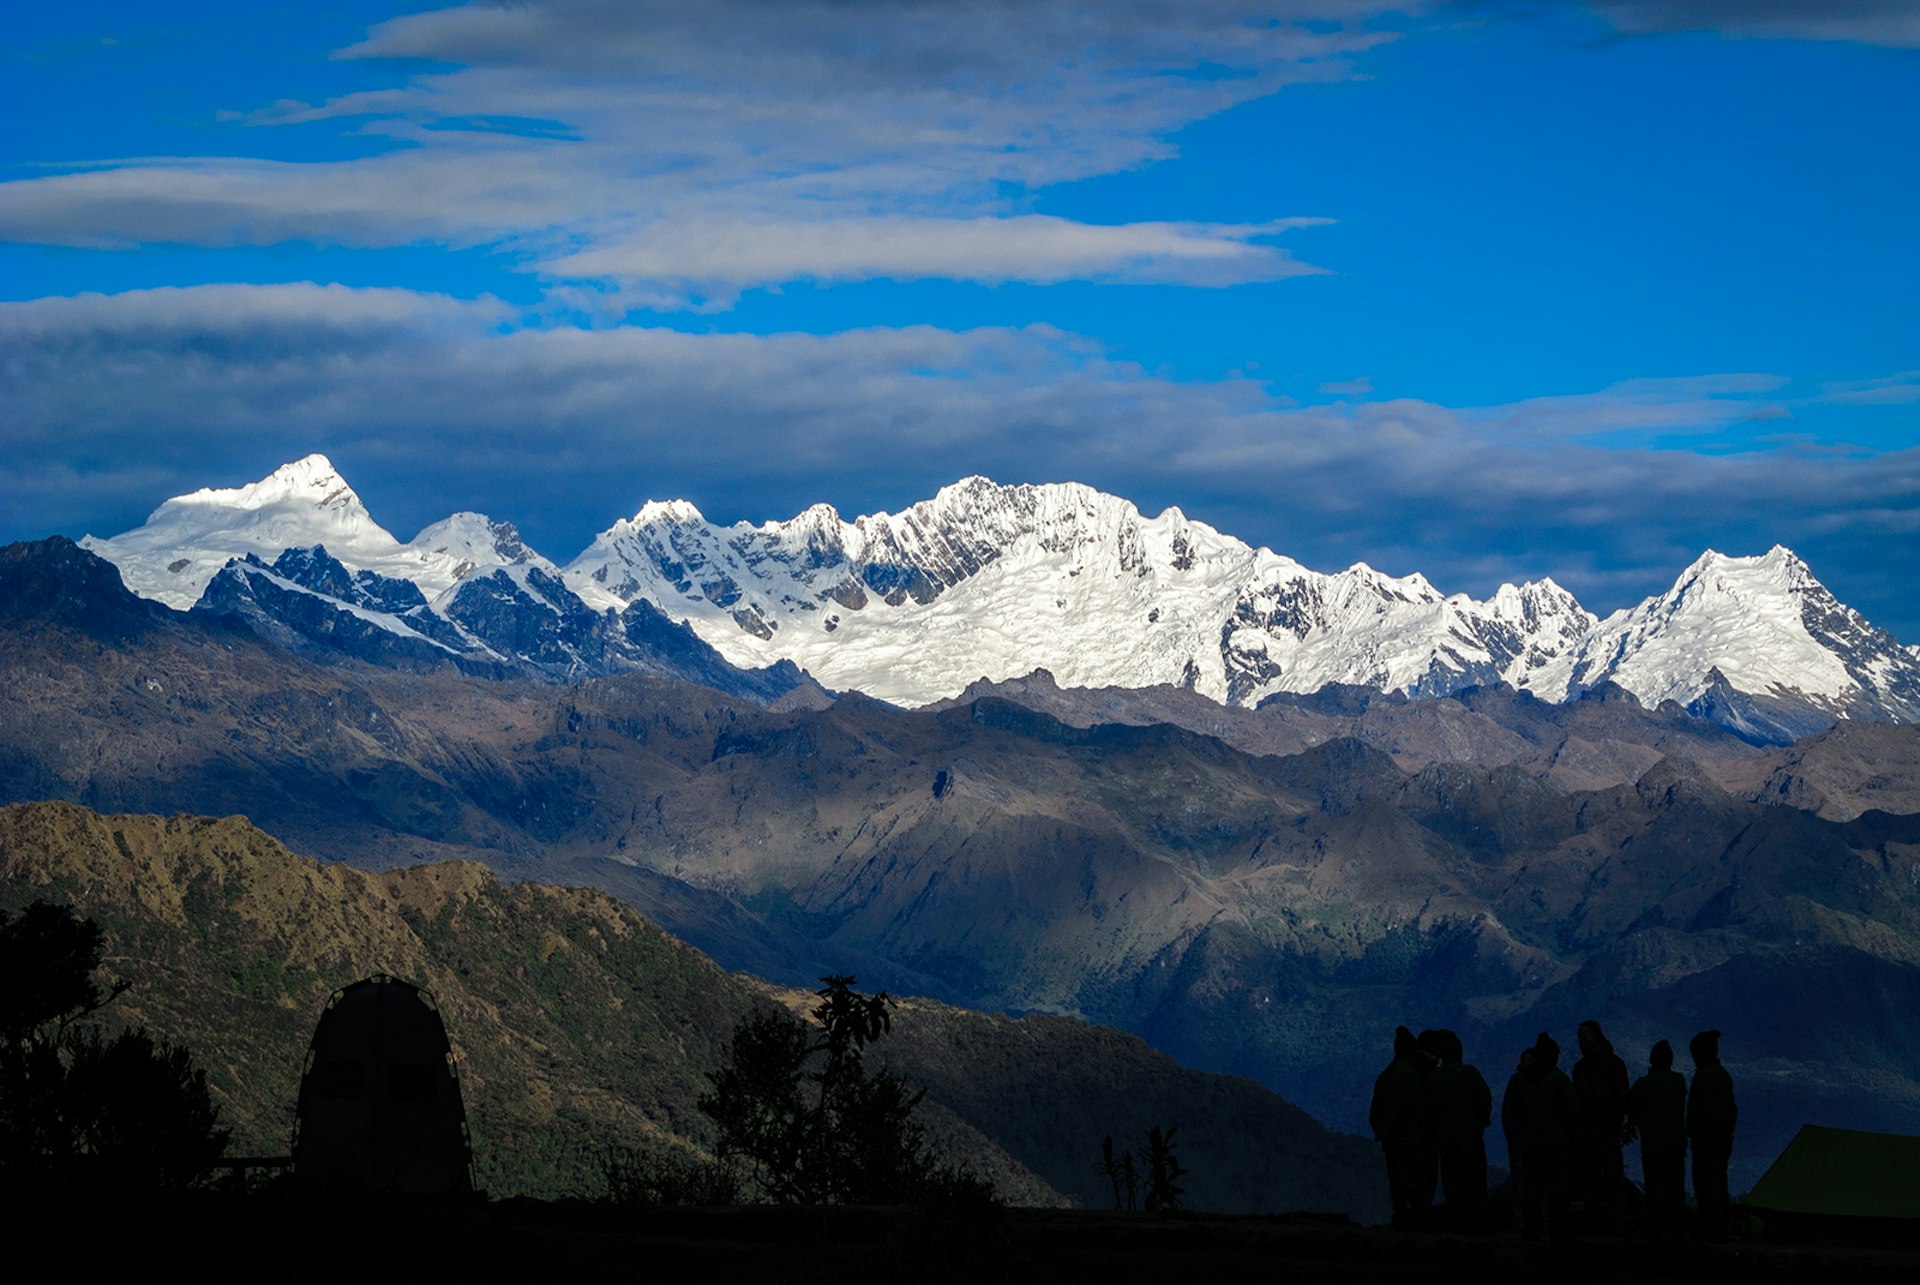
(6, 536), (1920, 1192)
(194, 542), (817, 702)
(0, 800), (1384, 1216)
(931, 668), (1769, 791)
(1714, 721), (1920, 822)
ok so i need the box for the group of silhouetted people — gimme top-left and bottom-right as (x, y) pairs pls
(1372, 1021), (1737, 1241)
(1369, 1026), (1494, 1232)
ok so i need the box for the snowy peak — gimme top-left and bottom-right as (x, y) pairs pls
(69, 457), (1918, 738)
(1558, 545), (1920, 722)
(634, 499), (706, 525)
(1486, 577), (1586, 626)
(558, 479), (1912, 734)
(78, 459), (806, 698)
(405, 512), (545, 601)
(81, 454), (399, 609)
(156, 453), (377, 540)
(80, 456), (568, 618)
(205, 452), (358, 508)
(564, 475), (1599, 707)
(1663, 545), (1817, 614)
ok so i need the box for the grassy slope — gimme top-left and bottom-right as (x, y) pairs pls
(0, 800), (1385, 1218)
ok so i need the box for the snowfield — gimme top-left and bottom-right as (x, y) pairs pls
(82, 455), (1920, 725)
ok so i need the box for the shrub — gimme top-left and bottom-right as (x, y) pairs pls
(0, 902), (229, 1193)
(698, 975), (994, 1207)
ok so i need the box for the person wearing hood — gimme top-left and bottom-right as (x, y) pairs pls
(1572, 1018), (1630, 1235)
(1628, 1039), (1687, 1243)
(1510, 1030), (1578, 1241)
(1499, 1044), (1534, 1206)
(1688, 1029), (1737, 1242)
(1370, 1025), (1433, 1230)
(1424, 1029), (1492, 1232)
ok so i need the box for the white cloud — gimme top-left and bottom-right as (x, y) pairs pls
(543, 215), (1330, 293)
(5, 283), (1915, 635)
(0, 1), (1406, 295)
(0, 281), (504, 336)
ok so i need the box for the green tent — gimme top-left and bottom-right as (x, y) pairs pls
(1745, 1125), (1920, 1221)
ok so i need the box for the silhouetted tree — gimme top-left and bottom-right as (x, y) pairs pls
(1141, 1125), (1187, 1213)
(0, 900), (123, 1035)
(698, 975), (992, 1206)
(64, 1025), (227, 1191)
(0, 902), (228, 1193)
(700, 1007), (814, 1200)
(1096, 1134), (1138, 1211)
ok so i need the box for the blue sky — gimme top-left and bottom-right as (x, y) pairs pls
(3, 1), (1916, 635)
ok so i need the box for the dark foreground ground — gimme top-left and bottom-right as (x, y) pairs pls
(43, 1197), (1920, 1282)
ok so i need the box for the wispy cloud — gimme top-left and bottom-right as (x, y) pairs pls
(0, 1), (1406, 298)
(1464, 374), (1795, 445)
(543, 216), (1331, 294)
(1318, 376), (1374, 396)
(1815, 371), (1920, 407)
(1581, 1), (1920, 47)
(6, 283), (1915, 635)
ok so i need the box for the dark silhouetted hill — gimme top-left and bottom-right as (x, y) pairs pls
(0, 800), (1385, 1216)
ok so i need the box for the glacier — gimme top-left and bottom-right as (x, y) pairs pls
(78, 455), (1920, 732)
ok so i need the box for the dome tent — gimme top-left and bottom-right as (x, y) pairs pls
(292, 974), (473, 1193)
(1744, 1124), (1920, 1243)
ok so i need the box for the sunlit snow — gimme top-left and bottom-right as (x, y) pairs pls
(82, 457), (1920, 721)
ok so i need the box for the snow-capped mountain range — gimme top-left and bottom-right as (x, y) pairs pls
(78, 455), (805, 701)
(79, 455), (1920, 738)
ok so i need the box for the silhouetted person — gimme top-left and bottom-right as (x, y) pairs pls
(1687, 1029), (1736, 1242)
(1627, 1039), (1687, 1243)
(1510, 1031), (1577, 1241)
(1370, 1025), (1433, 1230)
(1413, 1030), (1449, 1210)
(1425, 1029), (1492, 1232)
(1572, 1018), (1629, 1234)
(1500, 1045), (1534, 1209)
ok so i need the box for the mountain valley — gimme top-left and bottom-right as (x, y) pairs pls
(0, 799), (1385, 1214)
(6, 533), (1919, 1193)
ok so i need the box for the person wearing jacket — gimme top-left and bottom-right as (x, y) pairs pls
(1511, 1031), (1578, 1241)
(1500, 1045), (1534, 1207)
(1425, 1029), (1492, 1232)
(1688, 1029), (1737, 1242)
(1572, 1019), (1630, 1234)
(1370, 1025), (1433, 1231)
(1627, 1039), (1687, 1243)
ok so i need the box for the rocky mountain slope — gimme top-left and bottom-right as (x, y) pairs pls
(80, 457), (1920, 741)
(0, 800), (1384, 1215)
(7, 535), (1918, 1192)
(566, 476), (1598, 709)
(82, 458), (809, 700)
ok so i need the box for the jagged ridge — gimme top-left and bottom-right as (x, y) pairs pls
(79, 456), (1920, 739)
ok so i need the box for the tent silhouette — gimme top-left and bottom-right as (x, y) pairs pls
(291, 974), (473, 1193)
(1744, 1124), (1920, 1237)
